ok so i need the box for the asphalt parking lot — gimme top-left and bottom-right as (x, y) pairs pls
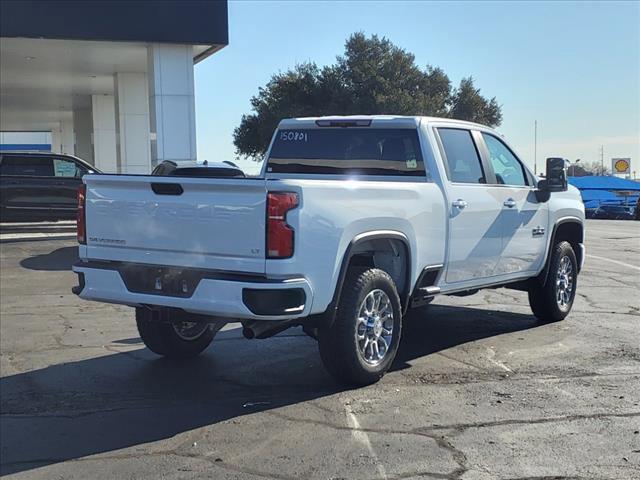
(1, 220), (639, 480)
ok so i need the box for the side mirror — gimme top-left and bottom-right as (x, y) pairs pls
(544, 157), (568, 192)
(536, 157), (567, 202)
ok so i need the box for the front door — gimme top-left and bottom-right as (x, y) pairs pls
(436, 128), (504, 284)
(479, 132), (549, 275)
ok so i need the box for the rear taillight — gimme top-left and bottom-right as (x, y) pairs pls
(267, 192), (298, 259)
(77, 184), (86, 244)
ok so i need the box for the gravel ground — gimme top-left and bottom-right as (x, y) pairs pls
(1, 219), (639, 480)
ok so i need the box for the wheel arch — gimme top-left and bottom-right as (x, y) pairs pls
(539, 217), (584, 285)
(313, 231), (413, 328)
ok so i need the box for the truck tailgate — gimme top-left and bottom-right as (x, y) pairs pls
(83, 175), (266, 273)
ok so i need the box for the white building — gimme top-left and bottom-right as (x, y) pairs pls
(0, 0), (228, 173)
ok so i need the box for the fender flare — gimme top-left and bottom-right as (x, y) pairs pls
(311, 231), (413, 328)
(539, 217), (584, 286)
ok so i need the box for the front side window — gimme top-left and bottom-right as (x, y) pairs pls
(482, 133), (527, 186)
(437, 128), (485, 184)
(0, 156), (54, 176)
(267, 128), (426, 177)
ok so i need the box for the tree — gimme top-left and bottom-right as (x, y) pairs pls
(450, 77), (502, 127)
(580, 161), (611, 176)
(234, 33), (502, 158)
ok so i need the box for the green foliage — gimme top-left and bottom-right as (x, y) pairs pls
(234, 33), (503, 158)
(450, 77), (502, 127)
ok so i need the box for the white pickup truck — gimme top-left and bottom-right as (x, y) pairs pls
(73, 116), (585, 385)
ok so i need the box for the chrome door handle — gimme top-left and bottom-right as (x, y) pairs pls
(452, 199), (468, 209)
(503, 198), (516, 208)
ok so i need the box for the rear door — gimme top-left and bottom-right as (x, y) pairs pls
(0, 154), (56, 217)
(435, 128), (504, 284)
(477, 132), (549, 275)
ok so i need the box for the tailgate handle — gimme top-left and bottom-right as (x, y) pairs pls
(151, 183), (183, 195)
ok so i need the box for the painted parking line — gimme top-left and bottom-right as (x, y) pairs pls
(344, 402), (387, 479)
(586, 254), (640, 272)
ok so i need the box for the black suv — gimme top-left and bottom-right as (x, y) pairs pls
(0, 151), (100, 222)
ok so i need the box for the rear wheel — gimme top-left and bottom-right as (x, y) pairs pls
(318, 267), (402, 386)
(528, 241), (577, 322)
(136, 307), (216, 358)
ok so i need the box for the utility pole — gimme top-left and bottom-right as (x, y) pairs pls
(569, 158), (580, 176)
(534, 120), (537, 176)
(600, 145), (604, 175)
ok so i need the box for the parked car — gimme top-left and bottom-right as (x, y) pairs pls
(152, 160), (245, 178)
(584, 207), (599, 219)
(592, 204), (635, 220)
(0, 151), (99, 222)
(72, 116), (585, 385)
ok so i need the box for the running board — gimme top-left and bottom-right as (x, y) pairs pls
(411, 286), (441, 307)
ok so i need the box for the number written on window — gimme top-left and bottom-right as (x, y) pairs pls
(279, 131), (308, 142)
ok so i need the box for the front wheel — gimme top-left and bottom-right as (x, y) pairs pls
(136, 307), (217, 358)
(528, 241), (578, 322)
(318, 267), (402, 386)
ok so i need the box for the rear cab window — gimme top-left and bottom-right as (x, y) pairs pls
(267, 128), (426, 177)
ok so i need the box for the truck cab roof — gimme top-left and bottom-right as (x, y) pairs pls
(279, 115), (490, 130)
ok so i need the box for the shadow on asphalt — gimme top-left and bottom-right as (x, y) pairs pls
(19, 246), (78, 271)
(0, 304), (540, 475)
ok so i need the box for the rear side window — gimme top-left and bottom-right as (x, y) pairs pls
(267, 128), (425, 177)
(0, 156), (54, 176)
(437, 128), (485, 184)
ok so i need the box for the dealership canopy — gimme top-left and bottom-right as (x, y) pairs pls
(0, 0), (228, 173)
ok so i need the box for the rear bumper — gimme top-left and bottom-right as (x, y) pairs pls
(72, 261), (313, 321)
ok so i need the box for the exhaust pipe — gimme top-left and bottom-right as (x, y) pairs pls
(242, 320), (292, 340)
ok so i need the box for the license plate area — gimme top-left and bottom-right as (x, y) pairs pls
(119, 265), (203, 298)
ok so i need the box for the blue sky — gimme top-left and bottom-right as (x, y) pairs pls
(194, 0), (640, 176)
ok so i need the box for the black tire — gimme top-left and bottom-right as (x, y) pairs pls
(528, 241), (578, 322)
(318, 267), (402, 386)
(135, 307), (215, 358)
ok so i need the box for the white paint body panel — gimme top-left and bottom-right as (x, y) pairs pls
(83, 175), (266, 273)
(444, 183), (503, 283)
(74, 265), (312, 320)
(263, 177), (447, 314)
(76, 115), (584, 319)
